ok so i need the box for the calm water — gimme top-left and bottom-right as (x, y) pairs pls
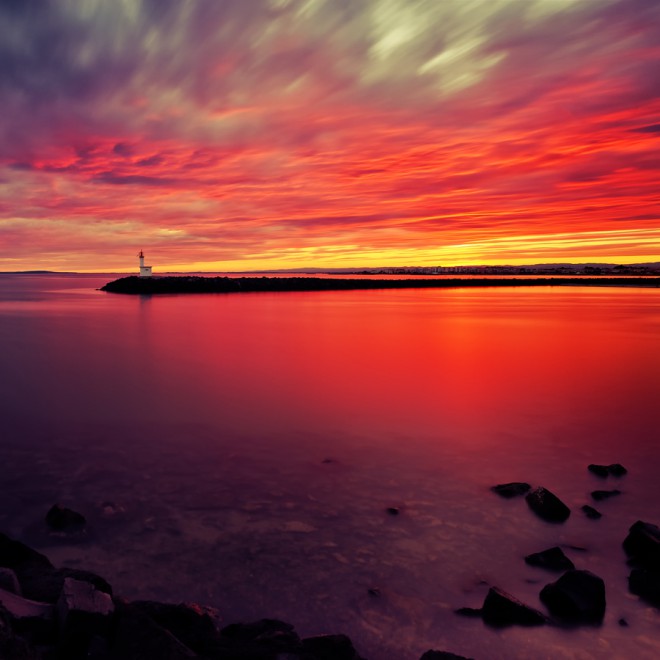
(1, 273), (659, 659)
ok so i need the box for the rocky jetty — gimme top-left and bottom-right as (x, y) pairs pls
(100, 275), (660, 295)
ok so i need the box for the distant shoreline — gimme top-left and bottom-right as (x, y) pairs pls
(101, 275), (660, 295)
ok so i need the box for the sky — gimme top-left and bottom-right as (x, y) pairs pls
(1, 0), (659, 272)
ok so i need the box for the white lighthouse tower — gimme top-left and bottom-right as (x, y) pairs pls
(138, 250), (153, 277)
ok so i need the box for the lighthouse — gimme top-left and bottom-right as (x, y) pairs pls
(138, 250), (153, 277)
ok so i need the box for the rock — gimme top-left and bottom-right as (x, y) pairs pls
(525, 487), (571, 523)
(491, 482), (531, 498)
(57, 577), (114, 658)
(591, 489), (621, 502)
(587, 464), (609, 477)
(0, 533), (53, 571)
(524, 547), (574, 571)
(628, 569), (660, 607)
(0, 586), (56, 646)
(16, 566), (112, 604)
(110, 599), (196, 659)
(480, 587), (546, 627)
(588, 464), (627, 477)
(0, 604), (39, 660)
(608, 463), (627, 476)
(420, 651), (474, 660)
(581, 505), (602, 519)
(540, 570), (606, 624)
(131, 601), (222, 656)
(623, 520), (660, 569)
(220, 618), (302, 653)
(618, 617), (628, 627)
(302, 633), (365, 659)
(45, 504), (86, 532)
(0, 568), (21, 596)
(386, 507), (400, 515)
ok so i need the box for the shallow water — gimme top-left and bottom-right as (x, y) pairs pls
(0, 273), (659, 659)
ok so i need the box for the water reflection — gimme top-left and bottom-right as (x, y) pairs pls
(0, 278), (659, 659)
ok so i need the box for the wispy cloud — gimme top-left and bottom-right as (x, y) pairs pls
(1, 0), (659, 270)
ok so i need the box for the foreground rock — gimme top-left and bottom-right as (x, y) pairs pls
(0, 531), (371, 660)
(525, 487), (571, 523)
(540, 570), (606, 624)
(491, 482), (531, 498)
(524, 547), (574, 571)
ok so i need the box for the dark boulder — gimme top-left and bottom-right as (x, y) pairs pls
(15, 566), (112, 604)
(588, 464), (627, 477)
(525, 547), (574, 571)
(581, 505), (602, 519)
(302, 633), (366, 660)
(623, 520), (660, 569)
(386, 507), (400, 516)
(220, 618), (302, 653)
(0, 533), (53, 571)
(57, 577), (114, 659)
(491, 482), (531, 498)
(628, 569), (660, 607)
(481, 587), (546, 627)
(131, 601), (221, 656)
(45, 505), (86, 532)
(0, 604), (39, 660)
(420, 651), (474, 660)
(608, 463), (627, 476)
(540, 570), (606, 624)
(110, 599), (196, 659)
(587, 464), (609, 477)
(0, 568), (21, 596)
(591, 490), (621, 502)
(525, 487), (571, 523)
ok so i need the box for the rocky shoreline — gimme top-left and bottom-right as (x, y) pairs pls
(100, 275), (660, 295)
(0, 527), (470, 660)
(2, 461), (659, 659)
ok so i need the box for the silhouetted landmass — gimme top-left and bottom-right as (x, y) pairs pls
(101, 275), (660, 295)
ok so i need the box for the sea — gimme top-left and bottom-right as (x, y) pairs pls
(0, 272), (659, 659)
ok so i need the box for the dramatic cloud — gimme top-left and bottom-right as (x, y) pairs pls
(1, 0), (659, 270)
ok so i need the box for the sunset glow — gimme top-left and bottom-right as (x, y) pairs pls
(1, 0), (659, 272)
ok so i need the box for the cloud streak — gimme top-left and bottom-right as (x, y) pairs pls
(0, 0), (659, 270)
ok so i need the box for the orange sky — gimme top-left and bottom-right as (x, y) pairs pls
(1, 0), (659, 272)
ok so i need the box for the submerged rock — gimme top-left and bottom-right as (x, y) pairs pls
(540, 570), (606, 624)
(491, 482), (531, 498)
(481, 587), (546, 627)
(623, 520), (660, 569)
(525, 547), (575, 571)
(386, 507), (400, 516)
(591, 490), (621, 502)
(45, 505), (86, 533)
(628, 569), (660, 607)
(581, 505), (602, 519)
(420, 651), (474, 660)
(588, 464), (627, 477)
(525, 487), (571, 523)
